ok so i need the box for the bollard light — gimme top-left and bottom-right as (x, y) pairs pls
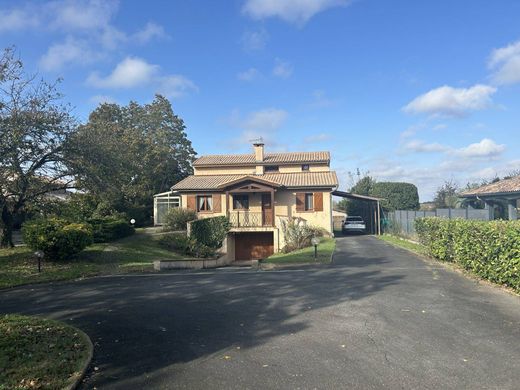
(311, 237), (320, 262)
(34, 250), (44, 273)
(130, 218), (136, 227)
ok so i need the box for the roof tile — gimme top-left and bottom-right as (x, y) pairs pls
(461, 175), (520, 196)
(172, 171), (339, 191)
(193, 151), (330, 166)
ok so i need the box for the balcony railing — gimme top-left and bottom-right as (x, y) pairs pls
(228, 211), (272, 227)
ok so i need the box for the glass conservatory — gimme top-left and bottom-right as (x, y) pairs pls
(153, 191), (181, 225)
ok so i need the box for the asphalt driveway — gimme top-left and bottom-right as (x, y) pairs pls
(1, 236), (519, 389)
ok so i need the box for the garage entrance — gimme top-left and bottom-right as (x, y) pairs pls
(234, 232), (274, 260)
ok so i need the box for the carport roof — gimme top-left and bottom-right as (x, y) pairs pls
(332, 190), (383, 202)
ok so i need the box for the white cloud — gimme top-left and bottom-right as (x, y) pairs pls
(273, 58), (293, 78)
(488, 39), (520, 85)
(48, 0), (119, 31)
(87, 57), (159, 88)
(89, 95), (116, 105)
(0, 7), (39, 32)
(242, 0), (350, 25)
(237, 68), (260, 81)
(87, 57), (197, 98)
(157, 75), (198, 98)
(241, 108), (288, 131)
(226, 108), (289, 148)
(241, 29), (269, 51)
(133, 22), (168, 44)
(403, 84), (496, 117)
(39, 37), (99, 71)
(402, 140), (449, 153)
(455, 138), (505, 158)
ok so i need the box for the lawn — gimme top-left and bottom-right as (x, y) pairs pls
(264, 238), (335, 264)
(377, 234), (427, 255)
(0, 314), (92, 390)
(0, 229), (189, 289)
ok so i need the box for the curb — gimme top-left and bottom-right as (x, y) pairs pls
(65, 328), (94, 390)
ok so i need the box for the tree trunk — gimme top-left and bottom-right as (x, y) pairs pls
(0, 204), (14, 248)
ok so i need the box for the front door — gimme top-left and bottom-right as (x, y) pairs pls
(261, 193), (273, 226)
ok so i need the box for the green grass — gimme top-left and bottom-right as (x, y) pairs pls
(264, 238), (335, 264)
(0, 314), (91, 390)
(378, 234), (427, 255)
(0, 229), (190, 289)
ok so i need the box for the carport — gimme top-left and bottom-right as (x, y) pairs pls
(332, 190), (383, 235)
(460, 175), (520, 220)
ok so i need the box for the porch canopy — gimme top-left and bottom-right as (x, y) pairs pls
(332, 190), (383, 235)
(460, 176), (520, 220)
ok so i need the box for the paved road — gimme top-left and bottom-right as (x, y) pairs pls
(1, 236), (520, 389)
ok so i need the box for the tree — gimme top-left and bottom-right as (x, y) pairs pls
(433, 180), (459, 209)
(0, 48), (76, 247)
(346, 175), (376, 216)
(371, 182), (419, 211)
(67, 95), (196, 224)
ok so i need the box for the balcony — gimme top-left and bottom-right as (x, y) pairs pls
(228, 211), (273, 228)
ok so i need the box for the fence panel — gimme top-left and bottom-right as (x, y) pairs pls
(387, 207), (491, 236)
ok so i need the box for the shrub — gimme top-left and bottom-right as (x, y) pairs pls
(371, 182), (420, 211)
(22, 218), (93, 261)
(190, 216), (230, 249)
(279, 218), (327, 253)
(415, 218), (520, 291)
(159, 233), (216, 258)
(87, 217), (135, 243)
(164, 208), (197, 231)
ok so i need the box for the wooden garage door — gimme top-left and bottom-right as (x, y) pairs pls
(235, 232), (274, 260)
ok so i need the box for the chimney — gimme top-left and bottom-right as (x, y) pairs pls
(254, 142), (264, 162)
(253, 142), (264, 175)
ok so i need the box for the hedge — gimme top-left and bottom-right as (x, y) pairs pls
(190, 216), (230, 249)
(415, 218), (520, 291)
(22, 218), (93, 261)
(87, 217), (135, 243)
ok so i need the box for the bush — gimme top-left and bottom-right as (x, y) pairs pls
(158, 233), (216, 258)
(22, 218), (93, 261)
(87, 217), (135, 243)
(164, 208), (197, 231)
(280, 218), (327, 253)
(415, 218), (520, 291)
(190, 216), (230, 249)
(372, 182), (420, 211)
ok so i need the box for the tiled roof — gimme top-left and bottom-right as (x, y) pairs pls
(193, 151), (330, 166)
(172, 171), (339, 191)
(461, 175), (520, 196)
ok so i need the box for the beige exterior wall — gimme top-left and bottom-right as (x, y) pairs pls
(181, 188), (332, 255)
(278, 164), (329, 173)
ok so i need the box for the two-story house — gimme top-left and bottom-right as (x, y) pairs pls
(170, 142), (339, 261)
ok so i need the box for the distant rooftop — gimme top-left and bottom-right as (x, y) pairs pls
(461, 175), (520, 197)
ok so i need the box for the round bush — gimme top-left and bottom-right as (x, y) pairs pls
(164, 208), (197, 231)
(22, 218), (93, 261)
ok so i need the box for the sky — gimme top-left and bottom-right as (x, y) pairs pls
(1, 0), (519, 201)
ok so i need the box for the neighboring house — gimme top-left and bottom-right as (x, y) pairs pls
(332, 209), (347, 231)
(170, 142), (339, 260)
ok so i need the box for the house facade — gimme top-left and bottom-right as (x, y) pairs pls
(171, 143), (339, 261)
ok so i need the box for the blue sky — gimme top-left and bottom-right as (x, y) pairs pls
(1, 0), (519, 200)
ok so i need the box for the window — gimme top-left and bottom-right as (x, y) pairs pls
(305, 193), (314, 211)
(233, 194), (249, 210)
(302, 164), (310, 171)
(197, 195), (213, 212)
(265, 165), (279, 172)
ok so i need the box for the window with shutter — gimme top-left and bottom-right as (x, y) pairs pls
(314, 192), (323, 211)
(296, 193), (305, 212)
(187, 195), (196, 210)
(213, 194), (221, 213)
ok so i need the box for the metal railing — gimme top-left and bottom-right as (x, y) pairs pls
(229, 211), (271, 227)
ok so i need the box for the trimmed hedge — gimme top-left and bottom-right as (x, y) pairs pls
(87, 217), (135, 243)
(415, 218), (520, 291)
(190, 216), (230, 249)
(22, 218), (93, 261)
